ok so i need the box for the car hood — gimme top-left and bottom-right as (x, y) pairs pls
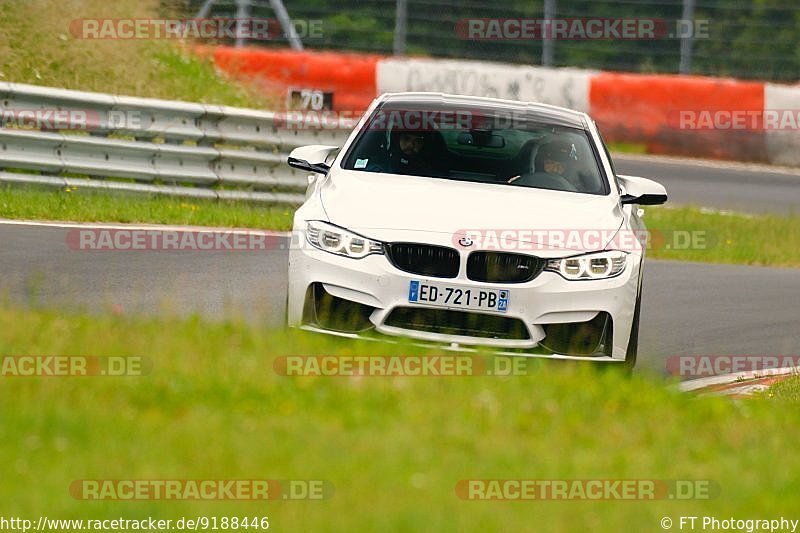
(320, 169), (625, 253)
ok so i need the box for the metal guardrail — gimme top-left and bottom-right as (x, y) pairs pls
(0, 82), (355, 203)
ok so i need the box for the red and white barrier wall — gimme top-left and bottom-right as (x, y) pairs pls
(204, 47), (800, 166)
(376, 58), (595, 114)
(765, 84), (800, 166)
(198, 46), (380, 112)
(588, 72), (767, 162)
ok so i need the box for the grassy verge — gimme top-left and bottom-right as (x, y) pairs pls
(0, 0), (272, 108)
(0, 187), (295, 230)
(0, 306), (798, 530)
(645, 205), (800, 267)
(608, 142), (649, 154)
(766, 374), (800, 401)
(2, 187), (799, 268)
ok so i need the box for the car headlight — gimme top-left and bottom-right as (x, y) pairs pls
(545, 251), (628, 280)
(306, 220), (384, 259)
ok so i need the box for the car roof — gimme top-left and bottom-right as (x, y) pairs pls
(377, 92), (588, 129)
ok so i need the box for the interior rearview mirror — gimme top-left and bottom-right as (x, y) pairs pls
(457, 130), (505, 148)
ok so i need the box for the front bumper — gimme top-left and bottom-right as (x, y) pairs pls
(287, 241), (641, 362)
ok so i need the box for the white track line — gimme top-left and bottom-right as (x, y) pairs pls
(0, 218), (292, 236)
(614, 152), (800, 177)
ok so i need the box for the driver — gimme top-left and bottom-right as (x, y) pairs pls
(389, 130), (436, 176)
(534, 139), (577, 179)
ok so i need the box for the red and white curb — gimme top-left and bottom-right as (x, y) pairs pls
(679, 366), (800, 397)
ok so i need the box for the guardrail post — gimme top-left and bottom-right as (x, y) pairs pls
(679, 0), (696, 74)
(235, 0), (249, 48)
(393, 0), (408, 56)
(542, 0), (556, 67)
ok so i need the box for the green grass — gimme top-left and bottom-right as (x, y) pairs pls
(766, 374), (800, 401)
(0, 187), (295, 230)
(608, 142), (649, 154)
(0, 0), (272, 108)
(0, 306), (798, 531)
(645, 205), (800, 267)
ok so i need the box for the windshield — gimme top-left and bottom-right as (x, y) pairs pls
(342, 103), (609, 195)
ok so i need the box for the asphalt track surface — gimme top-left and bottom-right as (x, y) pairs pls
(614, 154), (800, 214)
(1, 155), (798, 376)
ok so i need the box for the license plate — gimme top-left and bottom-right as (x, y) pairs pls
(408, 280), (509, 312)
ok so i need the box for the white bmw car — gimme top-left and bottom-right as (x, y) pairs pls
(286, 93), (666, 368)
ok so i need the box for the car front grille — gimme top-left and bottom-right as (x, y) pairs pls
(385, 243), (460, 278)
(384, 307), (530, 340)
(467, 251), (546, 283)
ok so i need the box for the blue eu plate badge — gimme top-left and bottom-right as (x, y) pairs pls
(408, 280), (420, 302)
(498, 290), (508, 311)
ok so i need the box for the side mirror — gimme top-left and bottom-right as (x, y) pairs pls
(287, 145), (339, 175)
(288, 157), (330, 175)
(617, 174), (668, 206)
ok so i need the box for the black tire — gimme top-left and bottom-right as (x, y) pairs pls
(284, 291), (290, 328)
(623, 287), (642, 371)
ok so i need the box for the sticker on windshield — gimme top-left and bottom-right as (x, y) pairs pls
(354, 158), (368, 169)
